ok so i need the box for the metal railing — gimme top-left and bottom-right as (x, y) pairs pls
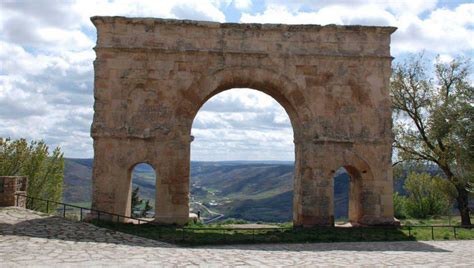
(14, 193), (473, 244)
(15, 193), (153, 224)
(177, 224), (473, 242)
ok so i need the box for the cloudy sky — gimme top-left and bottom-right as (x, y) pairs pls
(0, 0), (473, 161)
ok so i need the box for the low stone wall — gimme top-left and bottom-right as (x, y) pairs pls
(0, 176), (28, 207)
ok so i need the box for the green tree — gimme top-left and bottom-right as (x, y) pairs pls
(393, 192), (407, 219)
(141, 199), (153, 218)
(0, 137), (64, 212)
(402, 172), (451, 218)
(391, 54), (473, 225)
(130, 187), (153, 218)
(131, 186), (143, 217)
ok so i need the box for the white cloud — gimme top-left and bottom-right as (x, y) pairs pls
(436, 54), (454, 63)
(241, 2), (474, 57)
(234, 0), (252, 10)
(0, 1), (92, 52)
(191, 127), (294, 161)
(392, 4), (474, 55)
(192, 89), (294, 161)
(264, 0), (438, 15)
(241, 4), (396, 26)
(0, 38), (94, 157)
(74, 0), (227, 27)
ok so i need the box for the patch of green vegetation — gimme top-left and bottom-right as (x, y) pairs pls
(70, 202), (91, 208)
(225, 188), (286, 200)
(400, 216), (474, 226)
(277, 222), (293, 228)
(205, 188), (219, 193)
(93, 220), (474, 246)
(213, 218), (249, 225)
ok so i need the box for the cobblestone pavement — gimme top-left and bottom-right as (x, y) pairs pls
(1, 207), (473, 267)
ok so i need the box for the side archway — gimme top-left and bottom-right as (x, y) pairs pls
(332, 165), (367, 225)
(329, 151), (375, 226)
(128, 162), (157, 219)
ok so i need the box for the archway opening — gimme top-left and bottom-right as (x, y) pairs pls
(129, 163), (156, 219)
(190, 88), (295, 224)
(333, 166), (363, 226)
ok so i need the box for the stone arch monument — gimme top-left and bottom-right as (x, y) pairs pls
(90, 16), (398, 227)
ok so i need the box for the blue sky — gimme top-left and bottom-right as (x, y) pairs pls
(0, 0), (473, 160)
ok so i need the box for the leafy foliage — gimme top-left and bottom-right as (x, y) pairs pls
(142, 199), (153, 217)
(131, 186), (153, 218)
(131, 187), (143, 211)
(0, 137), (64, 212)
(393, 192), (407, 219)
(391, 54), (473, 225)
(403, 172), (452, 218)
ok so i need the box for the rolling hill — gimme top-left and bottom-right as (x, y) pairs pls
(63, 158), (353, 222)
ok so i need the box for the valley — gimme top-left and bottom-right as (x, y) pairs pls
(63, 158), (351, 222)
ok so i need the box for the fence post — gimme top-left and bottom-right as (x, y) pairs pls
(98, 211), (101, 222)
(453, 227), (457, 239)
(63, 204), (66, 218)
(431, 226), (434, 240)
(16, 195), (19, 207)
(80, 208), (83, 221)
(46, 200), (49, 214)
(252, 229), (255, 242)
(408, 226), (412, 238)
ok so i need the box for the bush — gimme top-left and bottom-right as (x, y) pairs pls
(393, 192), (407, 219)
(0, 137), (63, 212)
(402, 172), (452, 218)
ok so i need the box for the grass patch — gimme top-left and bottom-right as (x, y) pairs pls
(70, 202), (91, 208)
(400, 216), (474, 226)
(93, 220), (474, 246)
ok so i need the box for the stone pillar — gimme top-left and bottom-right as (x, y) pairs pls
(358, 152), (399, 225)
(154, 137), (190, 225)
(91, 138), (132, 221)
(345, 166), (363, 223)
(0, 176), (28, 208)
(293, 140), (334, 227)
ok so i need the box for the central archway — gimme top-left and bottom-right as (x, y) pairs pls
(190, 88), (295, 222)
(179, 68), (307, 225)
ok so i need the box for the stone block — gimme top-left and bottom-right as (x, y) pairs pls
(0, 176), (28, 208)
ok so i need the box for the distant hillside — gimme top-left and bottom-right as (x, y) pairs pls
(191, 162), (293, 200)
(63, 158), (353, 221)
(190, 162), (350, 222)
(63, 159), (156, 204)
(63, 158), (93, 204)
(221, 191), (293, 222)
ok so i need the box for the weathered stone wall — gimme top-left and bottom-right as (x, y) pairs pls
(91, 16), (397, 226)
(0, 176), (28, 208)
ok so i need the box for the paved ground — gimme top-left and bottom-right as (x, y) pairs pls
(1, 207), (473, 267)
